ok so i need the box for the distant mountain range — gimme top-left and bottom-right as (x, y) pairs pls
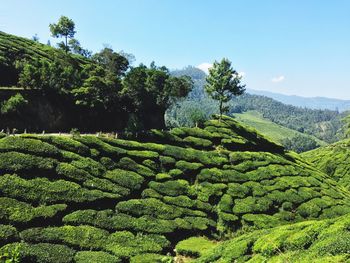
(247, 89), (350, 112)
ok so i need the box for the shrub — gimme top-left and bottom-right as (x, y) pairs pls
(227, 183), (250, 198)
(117, 157), (154, 177)
(105, 169), (144, 190)
(159, 156), (176, 170)
(0, 197), (66, 223)
(155, 173), (172, 181)
(0, 137), (61, 158)
(183, 136), (213, 149)
(70, 155), (106, 177)
(163, 195), (195, 208)
(0, 152), (56, 173)
(176, 237), (217, 258)
(116, 198), (183, 220)
(142, 159), (158, 170)
(83, 177), (129, 196)
(232, 196), (272, 214)
(175, 160), (203, 175)
(0, 225), (18, 246)
(0, 174), (117, 204)
(130, 253), (172, 263)
(20, 225), (109, 250)
(38, 136), (90, 156)
(56, 162), (90, 182)
(100, 156), (117, 169)
(76, 136), (126, 158)
(242, 214), (280, 229)
(22, 243), (75, 263)
(148, 180), (190, 196)
(168, 169), (183, 178)
(127, 150), (159, 160)
(75, 251), (121, 263)
(195, 182), (227, 202)
(198, 168), (246, 183)
(105, 231), (170, 259)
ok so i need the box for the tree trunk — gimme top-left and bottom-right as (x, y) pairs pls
(219, 100), (223, 121)
(65, 36), (68, 53)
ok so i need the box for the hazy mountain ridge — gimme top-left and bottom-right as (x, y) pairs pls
(247, 88), (350, 112)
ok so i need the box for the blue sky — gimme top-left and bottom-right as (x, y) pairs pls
(1, 0), (350, 99)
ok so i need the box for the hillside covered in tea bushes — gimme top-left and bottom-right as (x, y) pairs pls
(1, 116), (350, 263)
(302, 139), (350, 190)
(177, 212), (350, 262)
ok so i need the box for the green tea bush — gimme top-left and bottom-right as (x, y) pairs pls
(183, 136), (213, 149)
(0, 137), (61, 158)
(130, 253), (172, 263)
(0, 197), (66, 223)
(168, 169), (183, 178)
(155, 173), (172, 181)
(0, 152), (56, 173)
(76, 136), (126, 158)
(175, 160), (203, 175)
(56, 162), (90, 181)
(127, 150), (159, 160)
(22, 243), (76, 263)
(226, 183), (250, 198)
(105, 231), (170, 259)
(242, 214), (281, 229)
(105, 169), (144, 190)
(83, 177), (129, 196)
(159, 156), (176, 170)
(70, 156), (106, 177)
(163, 195), (195, 208)
(100, 156), (117, 169)
(232, 196), (272, 214)
(0, 225), (18, 245)
(117, 157), (154, 177)
(198, 168), (246, 183)
(142, 159), (158, 170)
(116, 198), (183, 220)
(20, 225), (109, 250)
(195, 182), (227, 203)
(0, 174), (116, 204)
(75, 251), (121, 263)
(38, 136), (90, 156)
(148, 180), (190, 196)
(176, 236), (217, 258)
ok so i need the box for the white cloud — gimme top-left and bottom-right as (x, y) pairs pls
(271, 75), (285, 83)
(196, 63), (212, 74)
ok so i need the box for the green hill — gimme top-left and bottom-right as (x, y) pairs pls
(177, 212), (350, 262)
(302, 139), (350, 189)
(0, 31), (88, 87)
(233, 110), (327, 147)
(0, 116), (349, 262)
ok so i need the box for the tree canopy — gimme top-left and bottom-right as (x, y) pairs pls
(49, 16), (76, 52)
(205, 58), (245, 119)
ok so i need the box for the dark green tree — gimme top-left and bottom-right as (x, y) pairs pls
(121, 63), (193, 129)
(205, 58), (245, 119)
(49, 16), (76, 52)
(92, 47), (129, 76)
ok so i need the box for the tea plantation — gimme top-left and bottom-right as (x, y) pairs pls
(1, 116), (350, 262)
(302, 139), (350, 190)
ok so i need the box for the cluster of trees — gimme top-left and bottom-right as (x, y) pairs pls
(282, 135), (319, 153)
(12, 16), (195, 131)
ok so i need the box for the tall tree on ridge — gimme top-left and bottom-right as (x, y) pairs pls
(205, 58), (245, 120)
(49, 16), (76, 53)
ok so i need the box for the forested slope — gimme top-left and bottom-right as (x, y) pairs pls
(168, 67), (345, 144)
(0, 116), (349, 262)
